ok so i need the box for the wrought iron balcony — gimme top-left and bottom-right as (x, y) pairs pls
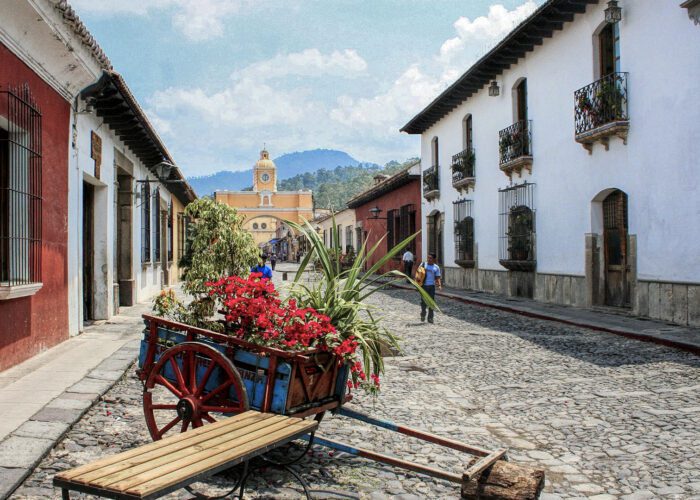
(498, 120), (532, 179)
(423, 165), (439, 200)
(451, 148), (475, 191)
(574, 72), (629, 153)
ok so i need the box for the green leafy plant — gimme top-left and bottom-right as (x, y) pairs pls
(286, 216), (437, 394)
(155, 197), (258, 330)
(179, 197), (259, 295)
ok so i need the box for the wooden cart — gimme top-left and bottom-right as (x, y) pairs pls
(136, 314), (544, 499)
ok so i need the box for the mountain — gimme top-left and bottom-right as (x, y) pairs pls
(279, 159), (418, 210)
(187, 149), (363, 196)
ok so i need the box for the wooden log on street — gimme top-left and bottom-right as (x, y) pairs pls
(461, 458), (545, 500)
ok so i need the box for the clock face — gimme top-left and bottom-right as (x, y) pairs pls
(261, 173), (270, 182)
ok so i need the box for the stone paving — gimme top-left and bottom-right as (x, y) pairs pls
(13, 285), (700, 499)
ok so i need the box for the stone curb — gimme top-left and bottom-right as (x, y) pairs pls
(387, 282), (700, 356)
(0, 344), (139, 500)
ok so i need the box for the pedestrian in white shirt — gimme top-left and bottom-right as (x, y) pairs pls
(402, 249), (414, 281)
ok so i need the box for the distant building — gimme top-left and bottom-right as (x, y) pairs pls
(215, 150), (314, 253)
(347, 161), (422, 273)
(316, 208), (357, 255)
(402, 1), (700, 326)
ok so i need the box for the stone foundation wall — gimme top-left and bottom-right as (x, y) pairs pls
(443, 266), (700, 328)
(634, 281), (700, 327)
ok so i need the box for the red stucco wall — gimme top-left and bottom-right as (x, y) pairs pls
(354, 179), (422, 274)
(0, 42), (70, 371)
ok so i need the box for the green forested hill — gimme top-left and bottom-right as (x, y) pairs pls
(279, 158), (419, 209)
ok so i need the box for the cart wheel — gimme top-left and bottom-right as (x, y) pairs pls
(143, 341), (249, 441)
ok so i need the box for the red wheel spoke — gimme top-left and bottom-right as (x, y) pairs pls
(202, 412), (216, 424)
(169, 357), (188, 394)
(155, 375), (184, 399)
(192, 417), (203, 428)
(157, 415), (182, 439)
(181, 419), (191, 432)
(194, 361), (216, 397)
(201, 405), (245, 414)
(200, 381), (232, 403)
(151, 404), (177, 410)
(188, 350), (197, 392)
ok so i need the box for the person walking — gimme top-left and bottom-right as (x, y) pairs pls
(418, 253), (441, 323)
(251, 254), (273, 279)
(402, 248), (414, 282)
(270, 253), (277, 271)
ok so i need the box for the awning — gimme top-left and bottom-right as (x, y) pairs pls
(267, 238), (282, 244)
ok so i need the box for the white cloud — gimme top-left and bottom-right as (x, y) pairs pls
(237, 49), (367, 81)
(331, 2), (538, 138)
(138, 2), (540, 174)
(439, 2), (538, 65)
(69, 0), (252, 41)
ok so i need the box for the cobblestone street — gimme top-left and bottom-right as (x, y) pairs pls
(15, 285), (700, 499)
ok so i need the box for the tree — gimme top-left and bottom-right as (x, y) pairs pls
(180, 197), (259, 296)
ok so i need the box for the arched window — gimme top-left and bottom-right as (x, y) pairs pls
(431, 136), (439, 167)
(515, 78), (528, 123)
(463, 114), (473, 150)
(597, 23), (620, 78)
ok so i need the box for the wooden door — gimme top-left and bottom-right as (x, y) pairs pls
(603, 190), (630, 307)
(83, 182), (94, 321)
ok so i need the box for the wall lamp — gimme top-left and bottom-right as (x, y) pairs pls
(605, 0), (622, 24)
(369, 206), (388, 220)
(488, 80), (500, 97)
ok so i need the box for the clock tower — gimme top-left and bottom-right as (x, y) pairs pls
(253, 149), (277, 193)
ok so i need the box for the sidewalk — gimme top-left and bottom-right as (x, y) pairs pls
(0, 298), (155, 499)
(389, 280), (700, 354)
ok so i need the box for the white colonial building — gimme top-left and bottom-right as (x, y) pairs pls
(402, 1), (700, 326)
(69, 69), (196, 335)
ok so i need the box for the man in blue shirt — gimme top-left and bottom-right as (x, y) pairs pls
(420, 253), (441, 323)
(251, 254), (273, 279)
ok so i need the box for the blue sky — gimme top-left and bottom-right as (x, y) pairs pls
(71, 0), (542, 176)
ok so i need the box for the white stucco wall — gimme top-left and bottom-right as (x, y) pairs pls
(68, 107), (175, 335)
(419, 2), (700, 283)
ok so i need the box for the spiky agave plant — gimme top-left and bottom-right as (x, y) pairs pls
(286, 216), (437, 390)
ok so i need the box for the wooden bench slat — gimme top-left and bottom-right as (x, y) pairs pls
(73, 414), (286, 485)
(128, 420), (317, 496)
(105, 418), (314, 493)
(83, 416), (288, 486)
(57, 410), (261, 480)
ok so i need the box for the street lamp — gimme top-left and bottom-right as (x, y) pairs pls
(154, 161), (175, 181)
(604, 0), (622, 24)
(369, 206), (387, 220)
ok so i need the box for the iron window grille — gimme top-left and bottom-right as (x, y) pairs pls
(153, 187), (161, 263)
(399, 204), (416, 254)
(453, 200), (475, 267)
(141, 181), (151, 263)
(574, 72), (628, 136)
(386, 209), (395, 250)
(451, 148), (476, 184)
(498, 120), (532, 166)
(177, 212), (185, 261)
(167, 201), (173, 262)
(498, 182), (536, 271)
(0, 84), (42, 286)
(345, 225), (353, 254)
(423, 165), (439, 198)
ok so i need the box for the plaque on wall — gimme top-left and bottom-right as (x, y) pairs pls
(91, 131), (102, 179)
